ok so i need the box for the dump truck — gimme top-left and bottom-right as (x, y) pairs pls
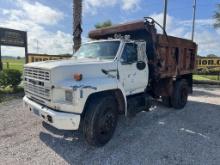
(23, 18), (197, 146)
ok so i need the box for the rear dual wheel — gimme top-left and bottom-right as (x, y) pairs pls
(171, 80), (188, 109)
(162, 80), (188, 109)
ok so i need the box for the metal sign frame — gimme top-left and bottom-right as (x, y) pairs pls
(0, 27), (28, 70)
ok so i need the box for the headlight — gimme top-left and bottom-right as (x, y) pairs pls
(65, 90), (73, 103)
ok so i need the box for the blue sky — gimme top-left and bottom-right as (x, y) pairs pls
(0, 0), (220, 56)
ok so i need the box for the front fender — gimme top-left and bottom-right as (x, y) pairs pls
(55, 77), (127, 114)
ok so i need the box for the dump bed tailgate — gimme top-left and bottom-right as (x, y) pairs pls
(157, 34), (197, 79)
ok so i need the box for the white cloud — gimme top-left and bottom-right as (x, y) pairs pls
(180, 19), (214, 27)
(1, 1), (219, 57)
(150, 13), (186, 37)
(84, 0), (117, 15)
(150, 13), (173, 30)
(84, 0), (141, 14)
(2, 9), (24, 20)
(2, 0), (63, 25)
(16, 0), (63, 25)
(150, 13), (220, 56)
(121, 0), (140, 11)
(0, 19), (73, 56)
(0, 0), (72, 57)
(84, 0), (117, 8)
(184, 31), (220, 55)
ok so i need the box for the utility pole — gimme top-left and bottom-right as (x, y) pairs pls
(0, 45), (2, 71)
(163, 0), (168, 34)
(192, 0), (197, 41)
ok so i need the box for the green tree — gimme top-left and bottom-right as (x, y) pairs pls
(207, 54), (218, 58)
(214, 4), (220, 28)
(95, 20), (112, 29)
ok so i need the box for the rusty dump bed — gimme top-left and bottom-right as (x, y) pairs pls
(89, 20), (197, 81)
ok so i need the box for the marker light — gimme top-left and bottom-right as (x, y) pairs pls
(74, 73), (83, 81)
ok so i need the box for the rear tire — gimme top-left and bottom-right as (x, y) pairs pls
(171, 80), (188, 109)
(83, 95), (118, 147)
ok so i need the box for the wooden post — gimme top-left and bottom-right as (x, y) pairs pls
(25, 32), (28, 63)
(6, 62), (9, 69)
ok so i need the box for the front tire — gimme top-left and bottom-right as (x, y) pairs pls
(83, 95), (118, 147)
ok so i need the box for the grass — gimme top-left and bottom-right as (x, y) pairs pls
(0, 86), (24, 94)
(2, 58), (25, 72)
(0, 86), (24, 103)
(202, 75), (220, 81)
(193, 75), (220, 81)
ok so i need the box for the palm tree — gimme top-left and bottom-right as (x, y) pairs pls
(214, 4), (220, 28)
(73, 0), (82, 52)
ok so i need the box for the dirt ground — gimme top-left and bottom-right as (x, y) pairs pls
(0, 84), (220, 165)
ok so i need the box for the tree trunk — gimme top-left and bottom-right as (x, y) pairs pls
(73, 0), (82, 52)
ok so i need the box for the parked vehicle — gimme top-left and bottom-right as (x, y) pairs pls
(23, 18), (197, 146)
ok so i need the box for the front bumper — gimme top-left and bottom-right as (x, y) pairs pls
(23, 96), (81, 130)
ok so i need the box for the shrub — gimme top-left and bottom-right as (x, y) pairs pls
(0, 71), (7, 88)
(0, 69), (22, 89)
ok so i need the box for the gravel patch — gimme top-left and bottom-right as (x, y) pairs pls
(0, 85), (220, 165)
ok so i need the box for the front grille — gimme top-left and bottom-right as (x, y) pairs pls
(24, 82), (51, 101)
(24, 67), (50, 81)
(24, 67), (51, 103)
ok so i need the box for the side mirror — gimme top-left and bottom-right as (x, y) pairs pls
(136, 61), (146, 70)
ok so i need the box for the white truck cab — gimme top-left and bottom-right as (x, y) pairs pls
(23, 38), (149, 146)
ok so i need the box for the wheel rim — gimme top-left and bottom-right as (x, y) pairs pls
(98, 109), (116, 140)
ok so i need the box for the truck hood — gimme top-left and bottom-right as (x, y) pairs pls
(24, 58), (118, 83)
(24, 58), (113, 69)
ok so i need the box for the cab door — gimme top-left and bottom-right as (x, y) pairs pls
(118, 42), (148, 95)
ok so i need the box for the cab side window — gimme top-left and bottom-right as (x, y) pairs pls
(121, 43), (138, 64)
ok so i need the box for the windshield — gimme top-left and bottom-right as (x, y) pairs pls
(73, 41), (120, 60)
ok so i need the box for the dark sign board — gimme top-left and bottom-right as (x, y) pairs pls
(0, 28), (28, 70)
(0, 28), (27, 47)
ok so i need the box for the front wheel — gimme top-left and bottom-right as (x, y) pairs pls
(83, 95), (118, 147)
